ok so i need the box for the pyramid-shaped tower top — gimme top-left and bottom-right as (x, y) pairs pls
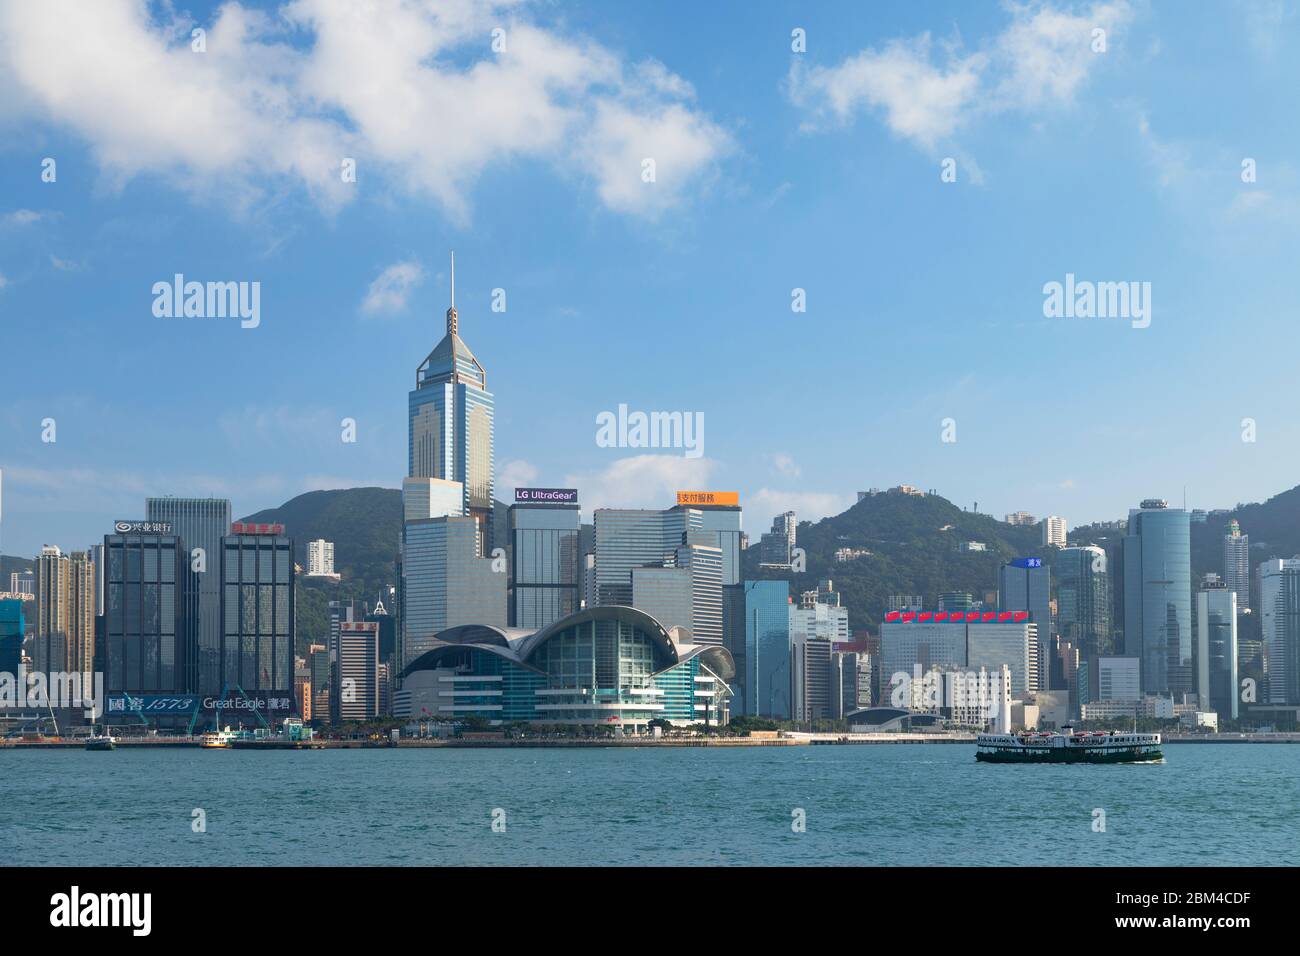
(415, 250), (486, 390)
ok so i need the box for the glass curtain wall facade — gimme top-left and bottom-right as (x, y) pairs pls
(102, 533), (197, 694)
(402, 516), (506, 668)
(146, 497), (231, 694)
(593, 508), (700, 606)
(1056, 545), (1112, 702)
(998, 560), (1052, 686)
(509, 502), (580, 629)
(409, 288), (495, 546)
(1196, 584), (1238, 720)
(220, 531), (294, 698)
(419, 618), (727, 727)
(743, 580), (791, 718)
(1123, 502), (1192, 695)
(1259, 558), (1300, 705)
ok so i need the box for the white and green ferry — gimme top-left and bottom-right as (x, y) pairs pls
(976, 728), (1162, 764)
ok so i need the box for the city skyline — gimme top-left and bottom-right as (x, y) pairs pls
(3, 1), (1300, 556)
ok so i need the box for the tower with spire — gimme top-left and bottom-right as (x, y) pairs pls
(408, 252), (495, 546)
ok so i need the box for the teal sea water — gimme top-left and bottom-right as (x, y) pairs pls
(2, 744), (1296, 866)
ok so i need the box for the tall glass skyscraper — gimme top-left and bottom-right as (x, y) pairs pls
(1123, 499), (1192, 696)
(998, 558), (1052, 685)
(102, 529), (199, 696)
(402, 516), (506, 668)
(1258, 558), (1300, 705)
(593, 508), (699, 606)
(509, 498), (580, 629)
(220, 526), (294, 696)
(408, 255), (494, 547)
(742, 580), (792, 719)
(146, 497), (232, 694)
(1056, 545), (1112, 701)
(1196, 575), (1238, 720)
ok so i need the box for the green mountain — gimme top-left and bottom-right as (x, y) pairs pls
(240, 486), (403, 594)
(1190, 486), (1300, 575)
(742, 491), (1043, 633)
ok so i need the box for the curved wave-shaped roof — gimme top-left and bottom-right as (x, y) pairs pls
(515, 605), (677, 663)
(400, 605), (736, 682)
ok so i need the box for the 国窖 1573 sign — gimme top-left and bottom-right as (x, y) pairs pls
(675, 491), (739, 507)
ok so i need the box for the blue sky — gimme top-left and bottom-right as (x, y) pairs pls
(1, 0), (1298, 557)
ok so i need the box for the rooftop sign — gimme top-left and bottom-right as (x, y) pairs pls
(885, 610), (1031, 624)
(675, 491), (739, 507)
(113, 520), (173, 534)
(230, 522), (285, 535)
(514, 488), (578, 504)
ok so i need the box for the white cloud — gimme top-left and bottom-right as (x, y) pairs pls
(789, 35), (984, 147)
(1238, 0), (1290, 59)
(788, 2), (1131, 150)
(749, 488), (852, 534)
(0, 0), (730, 222)
(498, 458), (539, 495)
(1, 209), (45, 227)
(770, 453), (801, 479)
(564, 453), (716, 513)
(0, 274), (7, 290)
(360, 259), (425, 316)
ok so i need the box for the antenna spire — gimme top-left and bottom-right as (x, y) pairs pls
(446, 250), (458, 336)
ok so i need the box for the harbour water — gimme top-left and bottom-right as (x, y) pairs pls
(2, 744), (1296, 866)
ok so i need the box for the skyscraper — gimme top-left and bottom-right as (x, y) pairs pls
(1056, 545), (1112, 701)
(402, 516), (506, 668)
(34, 545), (69, 675)
(1123, 499), (1192, 696)
(101, 527), (199, 700)
(333, 620), (380, 722)
(998, 558), (1051, 684)
(1258, 558), (1300, 705)
(1196, 574), (1238, 720)
(33, 546), (94, 683)
(675, 541), (723, 646)
(67, 551), (95, 688)
(220, 523), (295, 700)
(508, 489), (580, 629)
(1223, 519), (1249, 610)
(146, 497), (232, 694)
(1057, 548), (1111, 647)
(593, 508), (695, 606)
(759, 511), (796, 568)
(408, 254), (494, 547)
(739, 580), (791, 718)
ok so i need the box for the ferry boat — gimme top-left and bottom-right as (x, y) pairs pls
(200, 729), (237, 749)
(84, 733), (116, 751)
(976, 727), (1162, 763)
